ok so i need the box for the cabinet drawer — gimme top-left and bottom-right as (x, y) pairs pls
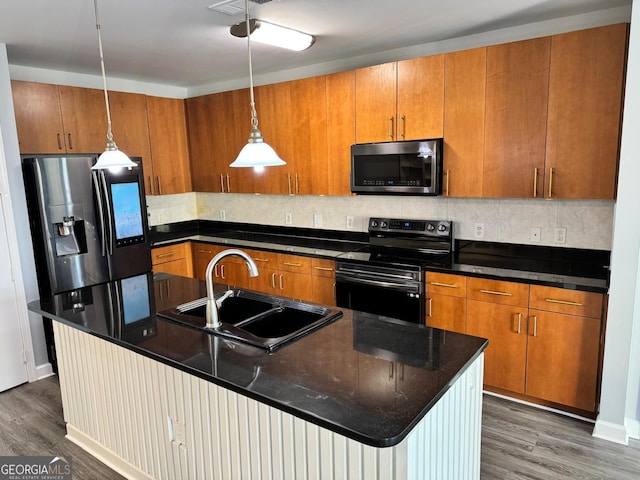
(529, 285), (603, 318)
(277, 253), (312, 274)
(152, 242), (190, 265)
(467, 277), (529, 307)
(245, 249), (279, 267)
(425, 272), (467, 297)
(312, 258), (335, 278)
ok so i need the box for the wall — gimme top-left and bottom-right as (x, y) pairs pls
(594, 0), (640, 445)
(0, 44), (48, 371)
(147, 192), (614, 250)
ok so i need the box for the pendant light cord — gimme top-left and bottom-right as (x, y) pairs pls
(245, 0), (259, 130)
(94, 0), (114, 143)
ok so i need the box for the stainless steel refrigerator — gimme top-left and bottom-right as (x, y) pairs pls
(22, 154), (152, 297)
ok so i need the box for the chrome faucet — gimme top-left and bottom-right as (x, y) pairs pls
(205, 248), (259, 329)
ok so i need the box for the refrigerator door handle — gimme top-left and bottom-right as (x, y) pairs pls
(91, 171), (107, 257)
(99, 171), (114, 256)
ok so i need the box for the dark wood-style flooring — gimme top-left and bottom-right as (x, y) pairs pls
(1, 376), (639, 479)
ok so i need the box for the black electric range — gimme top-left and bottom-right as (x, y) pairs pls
(335, 218), (454, 324)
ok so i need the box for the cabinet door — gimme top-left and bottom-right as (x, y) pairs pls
(58, 85), (107, 154)
(255, 82), (293, 194)
(147, 96), (192, 195)
(186, 93), (224, 192)
(545, 23), (627, 199)
(443, 48), (486, 197)
(526, 310), (601, 411)
(108, 91), (154, 193)
(355, 62), (397, 143)
(312, 276), (336, 306)
(467, 300), (527, 393)
(397, 55), (444, 140)
(483, 38), (550, 198)
(426, 293), (466, 333)
(290, 76), (328, 195)
(225, 88), (258, 194)
(11, 80), (66, 154)
(192, 243), (223, 280)
(326, 71), (355, 196)
(278, 271), (314, 302)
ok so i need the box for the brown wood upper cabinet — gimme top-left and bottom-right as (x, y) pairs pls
(482, 37), (551, 198)
(443, 47), (487, 197)
(355, 55), (444, 143)
(12, 80), (107, 154)
(186, 89), (256, 194)
(545, 23), (627, 199)
(326, 71), (356, 196)
(146, 96), (192, 195)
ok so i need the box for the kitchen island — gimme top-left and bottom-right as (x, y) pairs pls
(29, 272), (487, 480)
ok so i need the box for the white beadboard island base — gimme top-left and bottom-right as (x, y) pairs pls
(53, 322), (484, 480)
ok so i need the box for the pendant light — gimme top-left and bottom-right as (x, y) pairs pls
(91, 0), (136, 171)
(229, 0), (285, 169)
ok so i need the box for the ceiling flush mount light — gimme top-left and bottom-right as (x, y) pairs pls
(230, 18), (315, 52)
(91, 0), (136, 171)
(230, 0), (285, 169)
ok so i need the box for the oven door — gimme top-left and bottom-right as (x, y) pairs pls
(335, 264), (424, 324)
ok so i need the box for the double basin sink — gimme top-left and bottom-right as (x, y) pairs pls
(157, 289), (343, 351)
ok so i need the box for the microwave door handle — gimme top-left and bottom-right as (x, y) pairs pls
(99, 171), (114, 256)
(92, 171), (107, 257)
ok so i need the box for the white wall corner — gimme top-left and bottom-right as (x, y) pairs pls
(593, 419), (629, 445)
(625, 417), (640, 440)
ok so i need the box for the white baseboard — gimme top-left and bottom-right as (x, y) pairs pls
(593, 419), (629, 445)
(66, 423), (154, 480)
(34, 362), (54, 380)
(625, 417), (640, 440)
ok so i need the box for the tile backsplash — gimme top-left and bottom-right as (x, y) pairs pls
(146, 192), (614, 250)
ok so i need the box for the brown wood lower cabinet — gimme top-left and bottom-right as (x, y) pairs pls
(151, 242), (193, 277)
(425, 272), (604, 413)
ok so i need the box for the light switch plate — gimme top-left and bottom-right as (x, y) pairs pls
(314, 214), (322, 228)
(530, 227), (541, 242)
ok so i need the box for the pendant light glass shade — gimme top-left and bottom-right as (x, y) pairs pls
(90, 0), (135, 171)
(230, 127), (285, 167)
(231, 0), (286, 169)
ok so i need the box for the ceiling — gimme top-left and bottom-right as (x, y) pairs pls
(0, 0), (631, 90)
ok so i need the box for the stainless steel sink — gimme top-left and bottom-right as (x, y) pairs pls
(157, 289), (342, 351)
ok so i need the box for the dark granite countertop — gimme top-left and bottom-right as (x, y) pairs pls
(28, 272), (488, 448)
(149, 221), (610, 293)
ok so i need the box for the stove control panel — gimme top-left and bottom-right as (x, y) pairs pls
(369, 218), (452, 237)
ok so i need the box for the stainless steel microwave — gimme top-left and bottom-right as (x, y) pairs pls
(350, 138), (443, 195)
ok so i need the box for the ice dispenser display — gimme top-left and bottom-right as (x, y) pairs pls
(52, 211), (87, 257)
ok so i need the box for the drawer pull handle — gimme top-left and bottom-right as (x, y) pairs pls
(430, 281), (459, 288)
(283, 262), (302, 267)
(156, 252), (175, 258)
(197, 250), (213, 254)
(314, 266), (334, 271)
(252, 258), (270, 263)
(480, 289), (512, 297)
(545, 298), (583, 307)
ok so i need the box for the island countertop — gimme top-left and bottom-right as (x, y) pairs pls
(29, 272), (487, 448)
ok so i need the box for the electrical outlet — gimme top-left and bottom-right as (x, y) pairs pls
(314, 214), (322, 228)
(346, 215), (354, 229)
(219, 209), (226, 221)
(555, 227), (567, 244)
(285, 212), (293, 225)
(167, 416), (186, 446)
(474, 223), (485, 239)
(530, 227), (541, 243)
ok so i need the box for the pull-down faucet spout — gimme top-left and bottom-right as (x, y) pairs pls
(205, 249), (259, 329)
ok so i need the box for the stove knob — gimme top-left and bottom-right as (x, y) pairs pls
(427, 223), (436, 232)
(371, 220), (379, 228)
(437, 223), (448, 232)
(381, 221), (388, 229)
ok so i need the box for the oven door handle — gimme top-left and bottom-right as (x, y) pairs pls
(336, 267), (417, 282)
(336, 275), (421, 293)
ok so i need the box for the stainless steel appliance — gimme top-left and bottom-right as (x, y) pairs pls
(350, 138), (443, 195)
(22, 154), (151, 297)
(336, 217), (453, 324)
